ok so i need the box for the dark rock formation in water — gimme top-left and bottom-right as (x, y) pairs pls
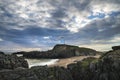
(0, 53), (28, 70)
(22, 44), (99, 58)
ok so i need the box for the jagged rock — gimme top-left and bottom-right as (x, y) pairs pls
(31, 66), (73, 80)
(67, 57), (98, 80)
(0, 66), (73, 80)
(112, 46), (120, 50)
(94, 50), (120, 80)
(0, 68), (39, 80)
(0, 54), (28, 70)
(67, 49), (120, 80)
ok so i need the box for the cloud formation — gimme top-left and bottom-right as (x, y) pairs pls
(0, 0), (120, 51)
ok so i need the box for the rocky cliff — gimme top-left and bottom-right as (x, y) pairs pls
(67, 46), (120, 80)
(0, 66), (73, 80)
(22, 44), (99, 58)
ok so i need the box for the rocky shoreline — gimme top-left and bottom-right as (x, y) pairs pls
(13, 44), (100, 59)
(0, 45), (120, 80)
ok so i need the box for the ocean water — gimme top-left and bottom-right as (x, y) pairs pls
(7, 54), (59, 68)
(25, 58), (59, 68)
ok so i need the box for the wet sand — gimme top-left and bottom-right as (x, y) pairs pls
(49, 55), (100, 68)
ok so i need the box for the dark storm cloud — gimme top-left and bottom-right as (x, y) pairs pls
(0, 25), (70, 47)
(51, 8), (67, 18)
(69, 0), (91, 11)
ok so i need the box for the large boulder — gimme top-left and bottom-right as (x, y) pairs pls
(0, 54), (28, 70)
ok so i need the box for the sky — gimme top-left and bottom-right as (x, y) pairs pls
(0, 0), (120, 52)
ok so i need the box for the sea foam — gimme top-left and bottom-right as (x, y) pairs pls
(26, 59), (59, 68)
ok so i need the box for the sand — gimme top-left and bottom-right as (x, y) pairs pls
(49, 55), (100, 68)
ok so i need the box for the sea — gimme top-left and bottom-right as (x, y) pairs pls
(26, 58), (59, 68)
(3, 52), (59, 68)
(17, 54), (59, 68)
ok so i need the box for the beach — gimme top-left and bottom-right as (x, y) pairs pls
(26, 55), (100, 68)
(50, 55), (100, 67)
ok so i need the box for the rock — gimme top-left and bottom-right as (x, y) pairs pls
(112, 46), (120, 50)
(0, 54), (28, 70)
(67, 49), (120, 80)
(0, 51), (4, 55)
(52, 44), (97, 57)
(67, 57), (98, 80)
(31, 66), (73, 80)
(93, 50), (120, 80)
(0, 68), (39, 80)
(23, 44), (99, 59)
(0, 66), (73, 80)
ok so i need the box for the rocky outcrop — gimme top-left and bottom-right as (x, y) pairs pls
(67, 46), (120, 80)
(0, 51), (4, 55)
(0, 66), (73, 80)
(67, 57), (98, 80)
(23, 44), (99, 58)
(31, 66), (73, 80)
(0, 53), (28, 70)
(0, 52), (73, 80)
(112, 45), (120, 50)
(52, 44), (97, 57)
(92, 49), (120, 80)
(0, 68), (39, 80)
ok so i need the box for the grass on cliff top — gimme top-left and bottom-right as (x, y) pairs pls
(53, 44), (97, 51)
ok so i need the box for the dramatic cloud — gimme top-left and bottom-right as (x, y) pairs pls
(0, 0), (120, 52)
